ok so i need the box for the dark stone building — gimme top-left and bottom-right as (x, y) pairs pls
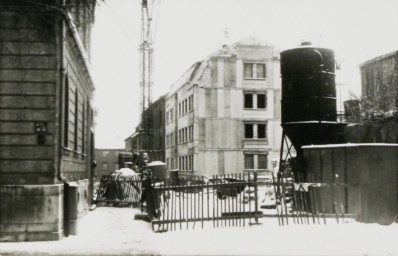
(359, 50), (398, 116)
(95, 148), (124, 176)
(125, 96), (166, 163)
(0, 0), (96, 241)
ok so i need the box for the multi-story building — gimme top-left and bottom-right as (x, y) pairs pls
(165, 38), (282, 176)
(359, 50), (398, 116)
(125, 95), (166, 163)
(0, 1), (96, 241)
(95, 148), (124, 176)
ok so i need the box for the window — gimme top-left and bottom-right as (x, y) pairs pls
(245, 123), (267, 139)
(115, 151), (119, 157)
(258, 124), (267, 138)
(244, 63), (266, 79)
(256, 63), (266, 78)
(245, 124), (254, 138)
(102, 162), (108, 170)
(258, 154), (268, 169)
(244, 153), (268, 170)
(74, 88), (79, 151)
(102, 151), (109, 158)
(244, 92), (267, 109)
(244, 63), (253, 78)
(244, 154), (254, 170)
(115, 163), (119, 170)
(188, 125), (193, 141)
(257, 94), (267, 109)
(244, 94), (253, 108)
(63, 76), (70, 147)
(188, 95), (194, 111)
(82, 100), (86, 153)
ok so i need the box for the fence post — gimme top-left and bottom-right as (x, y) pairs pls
(254, 171), (259, 223)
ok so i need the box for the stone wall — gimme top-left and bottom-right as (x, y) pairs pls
(0, 184), (63, 241)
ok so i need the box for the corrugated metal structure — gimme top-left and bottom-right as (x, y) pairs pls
(303, 143), (398, 224)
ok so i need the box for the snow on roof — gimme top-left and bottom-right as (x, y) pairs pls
(302, 143), (398, 149)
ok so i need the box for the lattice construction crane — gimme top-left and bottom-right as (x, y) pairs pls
(139, 0), (158, 129)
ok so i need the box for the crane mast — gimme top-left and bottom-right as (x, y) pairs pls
(139, 0), (153, 129)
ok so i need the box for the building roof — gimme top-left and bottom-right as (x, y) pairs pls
(359, 50), (398, 68)
(167, 36), (275, 96)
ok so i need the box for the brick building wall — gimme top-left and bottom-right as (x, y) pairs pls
(95, 148), (123, 176)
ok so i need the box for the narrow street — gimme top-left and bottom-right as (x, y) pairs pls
(1, 207), (398, 256)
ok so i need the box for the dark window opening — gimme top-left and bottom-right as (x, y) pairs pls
(74, 88), (79, 151)
(245, 124), (253, 138)
(257, 94), (267, 109)
(258, 124), (267, 139)
(63, 76), (70, 147)
(244, 94), (253, 108)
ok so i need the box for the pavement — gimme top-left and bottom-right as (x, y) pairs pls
(1, 207), (398, 256)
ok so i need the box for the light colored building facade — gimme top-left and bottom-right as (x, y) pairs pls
(165, 38), (282, 176)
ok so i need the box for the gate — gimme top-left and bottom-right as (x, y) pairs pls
(273, 172), (355, 226)
(94, 174), (142, 207)
(151, 173), (262, 232)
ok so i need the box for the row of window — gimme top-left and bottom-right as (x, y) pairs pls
(245, 123), (267, 139)
(178, 95), (194, 117)
(178, 125), (194, 144)
(166, 132), (175, 148)
(166, 153), (268, 171)
(244, 92), (267, 109)
(165, 108), (175, 124)
(63, 76), (91, 154)
(244, 63), (266, 79)
(166, 155), (194, 171)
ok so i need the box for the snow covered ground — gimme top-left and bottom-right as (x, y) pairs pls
(1, 207), (397, 256)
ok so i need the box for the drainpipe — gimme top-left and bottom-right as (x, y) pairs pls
(55, 6), (67, 183)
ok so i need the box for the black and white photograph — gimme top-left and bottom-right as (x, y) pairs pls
(0, 0), (397, 255)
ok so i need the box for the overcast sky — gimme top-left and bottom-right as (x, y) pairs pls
(91, 0), (398, 149)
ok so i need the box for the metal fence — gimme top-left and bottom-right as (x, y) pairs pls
(94, 174), (142, 207)
(273, 172), (354, 226)
(151, 173), (263, 232)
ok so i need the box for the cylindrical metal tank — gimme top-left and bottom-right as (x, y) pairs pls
(280, 43), (346, 151)
(281, 43), (336, 123)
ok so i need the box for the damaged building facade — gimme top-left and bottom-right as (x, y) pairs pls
(0, 1), (96, 241)
(359, 50), (398, 116)
(164, 39), (282, 176)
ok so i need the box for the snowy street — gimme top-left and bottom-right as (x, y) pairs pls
(1, 207), (397, 256)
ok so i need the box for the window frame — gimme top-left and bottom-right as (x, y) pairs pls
(243, 62), (267, 80)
